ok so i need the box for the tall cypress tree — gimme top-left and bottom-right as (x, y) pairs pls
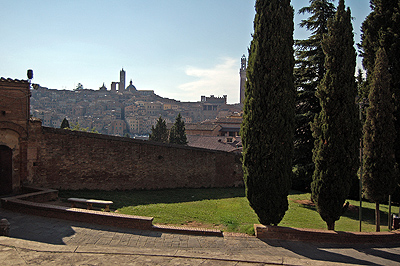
(311, 0), (359, 230)
(149, 116), (168, 143)
(363, 48), (396, 232)
(359, 0), (400, 189)
(169, 113), (187, 145)
(60, 118), (70, 129)
(241, 0), (294, 226)
(293, 0), (336, 191)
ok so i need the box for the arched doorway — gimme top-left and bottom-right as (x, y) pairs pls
(0, 145), (13, 195)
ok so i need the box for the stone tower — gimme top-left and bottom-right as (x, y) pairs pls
(239, 55), (247, 104)
(119, 68), (126, 91)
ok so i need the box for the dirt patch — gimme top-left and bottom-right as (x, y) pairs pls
(294, 199), (315, 207)
(293, 199), (359, 212)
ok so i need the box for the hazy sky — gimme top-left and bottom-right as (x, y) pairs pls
(1, 0), (371, 104)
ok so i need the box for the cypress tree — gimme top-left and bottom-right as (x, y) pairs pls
(149, 116), (168, 143)
(240, 0), (295, 226)
(169, 113), (187, 145)
(293, 0), (336, 191)
(363, 48), (396, 232)
(60, 118), (70, 129)
(311, 0), (359, 230)
(359, 0), (400, 189)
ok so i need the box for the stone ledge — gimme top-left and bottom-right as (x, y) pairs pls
(255, 224), (400, 244)
(152, 224), (223, 237)
(0, 188), (223, 237)
(1, 197), (154, 230)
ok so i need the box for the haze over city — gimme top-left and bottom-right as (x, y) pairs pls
(1, 0), (370, 104)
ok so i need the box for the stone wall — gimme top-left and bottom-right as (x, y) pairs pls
(27, 126), (243, 190)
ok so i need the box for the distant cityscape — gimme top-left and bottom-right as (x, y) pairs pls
(31, 58), (247, 137)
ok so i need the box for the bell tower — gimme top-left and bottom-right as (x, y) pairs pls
(119, 68), (126, 91)
(239, 55), (247, 105)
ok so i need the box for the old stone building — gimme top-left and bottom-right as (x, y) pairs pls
(0, 78), (31, 195)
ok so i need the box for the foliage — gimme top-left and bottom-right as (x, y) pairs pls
(70, 122), (99, 133)
(169, 113), (187, 145)
(311, 0), (360, 230)
(363, 48), (397, 232)
(75, 83), (84, 90)
(149, 116), (168, 143)
(60, 118), (70, 129)
(241, 0), (295, 226)
(359, 0), (400, 183)
(293, 0), (336, 191)
(363, 48), (396, 203)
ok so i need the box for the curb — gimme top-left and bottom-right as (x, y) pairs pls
(255, 224), (400, 243)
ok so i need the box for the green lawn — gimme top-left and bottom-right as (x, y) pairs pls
(59, 188), (399, 235)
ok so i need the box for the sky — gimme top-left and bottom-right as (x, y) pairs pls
(1, 0), (371, 104)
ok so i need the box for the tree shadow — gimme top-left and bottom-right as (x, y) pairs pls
(59, 187), (246, 208)
(263, 239), (399, 266)
(295, 200), (393, 228)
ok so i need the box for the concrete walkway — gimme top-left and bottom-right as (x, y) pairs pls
(1, 209), (399, 265)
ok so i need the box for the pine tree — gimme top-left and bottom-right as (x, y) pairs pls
(293, 0), (336, 191)
(359, 0), (400, 190)
(311, 0), (360, 230)
(60, 118), (70, 129)
(149, 116), (168, 143)
(169, 113), (187, 145)
(363, 48), (396, 232)
(240, 0), (295, 226)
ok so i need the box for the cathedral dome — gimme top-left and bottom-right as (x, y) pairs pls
(126, 80), (137, 92)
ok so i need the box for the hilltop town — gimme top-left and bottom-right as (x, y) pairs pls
(30, 68), (244, 137)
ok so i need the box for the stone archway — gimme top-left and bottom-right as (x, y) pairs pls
(0, 145), (13, 195)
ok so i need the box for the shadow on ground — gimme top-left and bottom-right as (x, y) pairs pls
(59, 187), (246, 208)
(263, 238), (400, 266)
(0, 208), (161, 245)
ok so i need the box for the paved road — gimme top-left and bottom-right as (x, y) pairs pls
(1, 209), (400, 265)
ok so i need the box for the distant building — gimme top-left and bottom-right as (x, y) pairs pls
(239, 55), (247, 105)
(99, 83), (107, 91)
(186, 115), (242, 137)
(111, 82), (118, 92)
(201, 95), (227, 104)
(187, 135), (242, 154)
(126, 80), (137, 92)
(119, 68), (126, 91)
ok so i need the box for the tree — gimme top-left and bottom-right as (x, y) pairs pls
(75, 83), (84, 90)
(60, 118), (70, 129)
(149, 116), (168, 143)
(311, 0), (360, 230)
(359, 0), (400, 186)
(240, 0), (295, 226)
(69, 122), (99, 133)
(70, 122), (88, 132)
(363, 48), (397, 232)
(169, 113), (187, 145)
(293, 0), (336, 191)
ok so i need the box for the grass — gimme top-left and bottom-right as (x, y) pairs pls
(59, 188), (399, 235)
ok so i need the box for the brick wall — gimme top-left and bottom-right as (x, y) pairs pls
(28, 126), (243, 190)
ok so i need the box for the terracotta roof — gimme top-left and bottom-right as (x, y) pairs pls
(187, 135), (242, 153)
(186, 123), (220, 131)
(215, 117), (243, 124)
(0, 77), (29, 83)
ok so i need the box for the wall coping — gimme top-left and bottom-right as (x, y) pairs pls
(255, 224), (400, 244)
